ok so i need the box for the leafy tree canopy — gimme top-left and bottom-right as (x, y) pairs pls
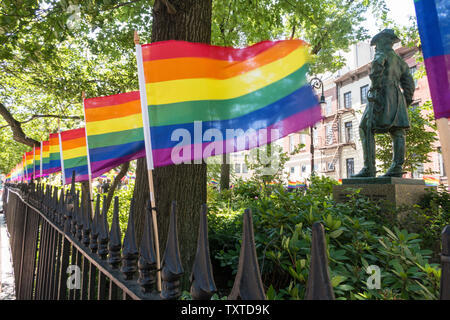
(0, 0), (391, 174)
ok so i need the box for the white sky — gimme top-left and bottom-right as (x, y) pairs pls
(365, 0), (417, 37)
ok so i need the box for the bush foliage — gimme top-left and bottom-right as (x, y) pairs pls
(207, 175), (449, 300)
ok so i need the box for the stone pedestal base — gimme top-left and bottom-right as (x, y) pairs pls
(332, 177), (434, 207)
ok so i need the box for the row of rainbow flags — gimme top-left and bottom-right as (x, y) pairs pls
(5, 39), (322, 184)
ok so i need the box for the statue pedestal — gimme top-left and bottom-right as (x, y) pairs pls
(332, 177), (435, 208)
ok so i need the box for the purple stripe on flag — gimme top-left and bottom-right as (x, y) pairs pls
(424, 54), (450, 119)
(64, 174), (90, 185)
(153, 105), (321, 167)
(90, 150), (145, 179)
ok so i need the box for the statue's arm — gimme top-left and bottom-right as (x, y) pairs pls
(369, 52), (387, 90)
(400, 64), (415, 106)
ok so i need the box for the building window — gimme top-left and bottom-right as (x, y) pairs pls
(313, 127), (319, 145)
(360, 85), (369, 105)
(438, 147), (446, 176)
(290, 167), (295, 174)
(301, 165), (307, 173)
(234, 163), (241, 173)
(412, 162), (424, 179)
(326, 124), (333, 145)
(300, 133), (306, 145)
(344, 91), (352, 109)
(289, 135), (295, 152)
(242, 163), (248, 173)
(410, 66), (418, 87)
(344, 121), (353, 143)
(346, 158), (354, 178)
(325, 97), (332, 116)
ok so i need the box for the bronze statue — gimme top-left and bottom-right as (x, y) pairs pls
(352, 29), (415, 178)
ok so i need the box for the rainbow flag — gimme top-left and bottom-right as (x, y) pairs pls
(414, 0), (450, 119)
(136, 39), (321, 168)
(296, 181), (306, 188)
(25, 151), (34, 180)
(423, 175), (439, 186)
(209, 178), (218, 185)
(60, 128), (89, 184)
(41, 140), (50, 177)
(34, 146), (41, 178)
(83, 91), (145, 179)
(48, 133), (62, 174)
(287, 180), (297, 189)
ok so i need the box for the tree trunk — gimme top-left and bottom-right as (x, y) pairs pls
(132, 0), (211, 290)
(220, 154), (230, 190)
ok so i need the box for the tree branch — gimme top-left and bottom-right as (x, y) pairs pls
(103, 161), (130, 214)
(0, 102), (39, 147)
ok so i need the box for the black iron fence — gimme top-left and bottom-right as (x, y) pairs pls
(3, 179), (449, 300)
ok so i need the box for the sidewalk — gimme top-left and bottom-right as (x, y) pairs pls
(0, 208), (16, 300)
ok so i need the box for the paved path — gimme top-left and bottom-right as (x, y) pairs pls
(0, 210), (16, 300)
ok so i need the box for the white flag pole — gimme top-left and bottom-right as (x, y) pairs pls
(436, 117), (450, 191)
(33, 145), (36, 181)
(82, 92), (95, 216)
(40, 140), (43, 179)
(134, 31), (162, 292)
(58, 131), (66, 190)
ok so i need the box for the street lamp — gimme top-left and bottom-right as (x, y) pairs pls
(309, 77), (327, 176)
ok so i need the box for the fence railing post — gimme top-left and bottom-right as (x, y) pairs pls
(138, 201), (157, 293)
(228, 208), (266, 300)
(304, 222), (335, 300)
(160, 201), (184, 300)
(190, 204), (217, 300)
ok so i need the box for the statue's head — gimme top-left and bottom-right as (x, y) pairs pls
(370, 29), (400, 48)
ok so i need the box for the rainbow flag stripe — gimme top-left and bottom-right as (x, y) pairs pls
(423, 175), (439, 186)
(48, 133), (61, 174)
(139, 39), (321, 167)
(414, 0), (450, 119)
(84, 91), (145, 179)
(287, 180), (297, 189)
(41, 140), (50, 177)
(60, 128), (89, 184)
(25, 151), (33, 180)
(34, 146), (41, 178)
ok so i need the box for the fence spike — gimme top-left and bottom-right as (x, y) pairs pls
(121, 198), (139, 280)
(82, 192), (92, 248)
(138, 201), (157, 293)
(57, 189), (65, 227)
(304, 222), (335, 300)
(89, 194), (100, 254)
(228, 208), (265, 300)
(440, 225), (450, 299)
(108, 196), (122, 269)
(71, 191), (80, 238)
(76, 192), (85, 241)
(190, 204), (217, 300)
(51, 186), (59, 220)
(97, 195), (109, 260)
(160, 201), (184, 300)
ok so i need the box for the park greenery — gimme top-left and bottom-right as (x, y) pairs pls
(205, 158), (449, 300)
(1, 0), (448, 300)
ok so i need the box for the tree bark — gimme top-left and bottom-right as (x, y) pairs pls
(0, 102), (39, 147)
(103, 161), (130, 215)
(132, 0), (211, 290)
(220, 154), (230, 190)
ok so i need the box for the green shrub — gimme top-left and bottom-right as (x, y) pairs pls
(207, 175), (446, 300)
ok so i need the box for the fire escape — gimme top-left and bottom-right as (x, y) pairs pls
(319, 107), (356, 174)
